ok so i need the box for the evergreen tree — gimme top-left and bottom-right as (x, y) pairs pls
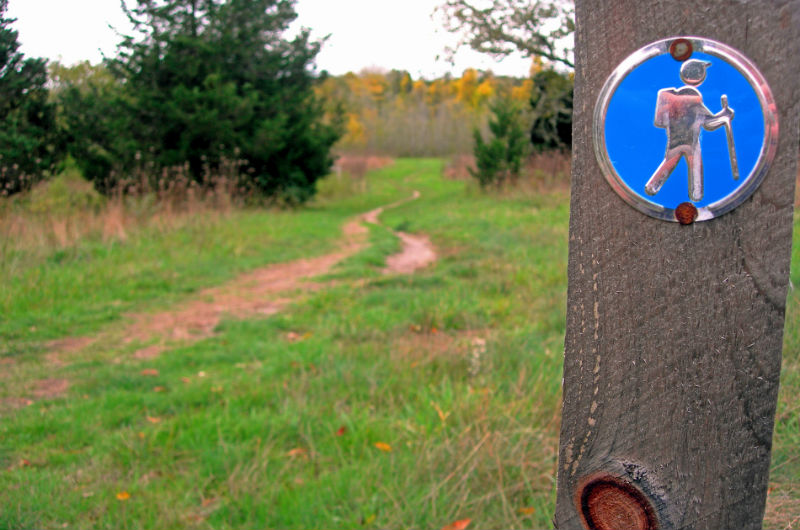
(78, 0), (340, 203)
(0, 0), (60, 196)
(471, 96), (528, 188)
(50, 62), (125, 193)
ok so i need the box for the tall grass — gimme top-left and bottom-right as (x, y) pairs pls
(0, 164), (245, 260)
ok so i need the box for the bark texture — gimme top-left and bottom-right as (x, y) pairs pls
(556, 2), (800, 529)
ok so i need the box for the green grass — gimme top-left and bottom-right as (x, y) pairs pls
(0, 158), (797, 528)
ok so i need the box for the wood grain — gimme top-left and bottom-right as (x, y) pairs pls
(556, 2), (800, 529)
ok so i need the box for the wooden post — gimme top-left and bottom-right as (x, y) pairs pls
(556, 2), (800, 529)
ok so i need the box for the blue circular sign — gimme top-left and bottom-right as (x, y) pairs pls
(594, 37), (778, 223)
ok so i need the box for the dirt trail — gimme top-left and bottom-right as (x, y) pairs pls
(124, 216), (369, 357)
(44, 191), (436, 365)
(360, 190), (437, 275)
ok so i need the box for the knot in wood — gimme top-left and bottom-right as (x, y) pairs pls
(579, 476), (658, 530)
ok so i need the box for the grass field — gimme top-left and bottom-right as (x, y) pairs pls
(1, 158), (797, 529)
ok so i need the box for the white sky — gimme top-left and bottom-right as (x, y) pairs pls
(7, 0), (533, 79)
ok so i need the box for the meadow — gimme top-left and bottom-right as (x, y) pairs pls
(0, 158), (797, 529)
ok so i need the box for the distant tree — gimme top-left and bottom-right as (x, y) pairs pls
(0, 0), (60, 196)
(78, 0), (341, 203)
(529, 69), (572, 151)
(437, 0), (574, 69)
(49, 62), (127, 192)
(471, 96), (528, 188)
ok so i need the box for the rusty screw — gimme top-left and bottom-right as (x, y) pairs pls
(578, 475), (658, 530)
(674, 202), (698, 225)
(669, 38), (693, 61)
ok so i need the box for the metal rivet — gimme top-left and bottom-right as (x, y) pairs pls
(674, 202), (698, 224)
(669, 38), (693, 61)
(578, 475), (659, 530)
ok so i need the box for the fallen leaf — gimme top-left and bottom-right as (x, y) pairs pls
(137, 431), (145, 439)
(430, 401), (450, 423)
(211, 386), (223, 393)
(146, 416), (161, 424)
(140, 369), (159, 376)
(153, 386), (165, 392)
(363, 513), (377, 525)
(441, 518), (471, 530)
(201, 498), (217, 507)
(197, 371), (207, 378)
(373, 442), (392, 452)
(20, 458), (31, 467)
(116, 491), (131, 501)
(181, 377), (191, 384)
(431, 326), (438, 334)
(336, 426), (347, 436)
(286, 448), (308, 458)
(518, 507), (536, 515)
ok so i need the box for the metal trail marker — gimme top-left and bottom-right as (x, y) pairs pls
(555, 2), (800, 529)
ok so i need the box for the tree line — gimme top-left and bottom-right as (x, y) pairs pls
(0, 0), (574, 203)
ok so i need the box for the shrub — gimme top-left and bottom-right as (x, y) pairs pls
(471, 97), (528, 188)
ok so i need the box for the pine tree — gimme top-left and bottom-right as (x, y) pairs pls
(0, 0), (60, 196)
(76, 0), (341, 203)
(471, 96), (528, 188)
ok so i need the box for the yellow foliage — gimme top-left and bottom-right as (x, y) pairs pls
(456, 68), (479, 106)
(362, 73), (387, 101)
(511, 79), (533, 102)
(474, 79), (494, 107)
(344, 113), (366, 146)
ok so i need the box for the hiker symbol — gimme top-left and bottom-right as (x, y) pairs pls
(594, 37), (778, 223)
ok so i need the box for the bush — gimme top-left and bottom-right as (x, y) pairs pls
(26, 164), (104, 215)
